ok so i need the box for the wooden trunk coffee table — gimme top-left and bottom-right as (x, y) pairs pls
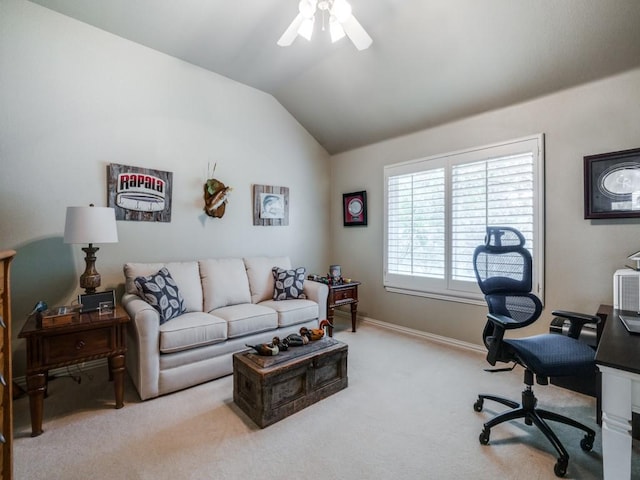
(233, 337), (348, 428)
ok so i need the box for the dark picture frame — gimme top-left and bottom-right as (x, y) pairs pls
(343, 190), (367, 226)
(584, 147), (640, 219)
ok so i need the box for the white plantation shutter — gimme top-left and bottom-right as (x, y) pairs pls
(387, 168), (445, 278)
(384, 135), (544, 304)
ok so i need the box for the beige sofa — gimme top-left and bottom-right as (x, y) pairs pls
(121, 256), (328, 400)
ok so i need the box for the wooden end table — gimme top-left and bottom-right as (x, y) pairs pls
(18, 304), (130, 437)
(327, 281), (360, 337)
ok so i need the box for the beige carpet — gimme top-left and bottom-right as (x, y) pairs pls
(12, 319), (640, 479)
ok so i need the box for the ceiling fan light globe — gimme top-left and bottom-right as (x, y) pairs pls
(330, 0), (352, 22)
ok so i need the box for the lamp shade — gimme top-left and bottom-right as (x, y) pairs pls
(64, 206), (118, 245)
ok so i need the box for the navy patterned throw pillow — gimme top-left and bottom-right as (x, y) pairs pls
(272, 266), (307, 301)
(134, 267), (186, 324)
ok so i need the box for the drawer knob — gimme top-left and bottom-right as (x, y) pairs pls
(76, 340), (86, 350)
(0, 373), (5, 387)
(0, 316), (5, 329)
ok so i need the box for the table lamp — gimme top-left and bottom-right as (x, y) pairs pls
(64, 204), (118, 294)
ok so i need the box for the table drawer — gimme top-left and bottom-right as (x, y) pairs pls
(333, 288), (356, 303)
(43, 327), (114, 364)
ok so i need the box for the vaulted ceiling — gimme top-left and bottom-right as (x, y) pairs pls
(29, 0), (640, 154)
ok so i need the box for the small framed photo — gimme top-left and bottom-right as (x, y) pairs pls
(584, 148), (640, 219)
(252, 184), (289, 226)
(329, 264), (341, 282)
(98, 301), (115, 315)
(343, 191), (367, 226)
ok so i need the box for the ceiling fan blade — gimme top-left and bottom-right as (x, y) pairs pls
(341, 15), (372, 50)
(277, 13), (304, 46)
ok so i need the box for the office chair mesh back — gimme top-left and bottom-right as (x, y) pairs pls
(473, 227), (541, 362)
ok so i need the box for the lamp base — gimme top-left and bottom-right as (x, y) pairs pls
(80, 244), (101, 294)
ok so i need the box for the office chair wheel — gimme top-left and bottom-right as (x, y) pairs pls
(553, 457), (568, 477)
(580, 434), (594, 452)
(473, 398), (483, 412)
(479, 428), (490, 445)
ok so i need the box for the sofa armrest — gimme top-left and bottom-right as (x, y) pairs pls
(303, 280), (329, 321)
(122, 293), (161, 400)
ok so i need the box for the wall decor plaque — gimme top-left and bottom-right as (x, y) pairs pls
(584, 148), (640, 219)
(107, 163), (173, 222)
(343, 190), (367, 226)
(253, 184), (289, 226)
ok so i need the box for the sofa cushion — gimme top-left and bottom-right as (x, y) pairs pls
(211, 303), (278, 338)
(258, 299), (319, 328)
(134, 267), (186, 324)
(158, 312), (227, 354)
(272, 266), (307, 300)
(124, 262), (202, 312)
(244, 256), (292, 303)
(200, 258), (252, 312)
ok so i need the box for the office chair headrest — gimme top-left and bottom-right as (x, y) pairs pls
(484, 226), (526, 251)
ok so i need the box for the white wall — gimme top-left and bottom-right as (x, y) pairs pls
(330, 68), (640, 346)
(0, 0), (331, 375)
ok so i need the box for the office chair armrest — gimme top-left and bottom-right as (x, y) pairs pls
(551, 310), (600, 339)
(487, 313), (525, 329)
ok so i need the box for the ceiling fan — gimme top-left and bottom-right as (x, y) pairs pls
(277, 0), (373, 51)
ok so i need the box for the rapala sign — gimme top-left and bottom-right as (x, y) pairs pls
(116, 173), (166, 212)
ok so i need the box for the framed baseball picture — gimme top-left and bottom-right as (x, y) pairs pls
(343, 190), (367, 226)
(584, 147), (640, 219)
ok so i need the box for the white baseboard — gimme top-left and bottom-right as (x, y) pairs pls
(334, 310), (486, 354)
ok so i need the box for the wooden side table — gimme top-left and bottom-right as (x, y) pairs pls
(18, 304), (130, 437)
(327, 281), (360, 337)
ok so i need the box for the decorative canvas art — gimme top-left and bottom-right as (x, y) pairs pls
(107, 163), (173, 222)
(253, 185), (289, 226)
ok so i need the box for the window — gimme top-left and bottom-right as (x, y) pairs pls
(384, 134), (544, 304)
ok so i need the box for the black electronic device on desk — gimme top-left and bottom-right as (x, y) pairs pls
(619, 314), (640, 334)
(78, 289), (116, 313)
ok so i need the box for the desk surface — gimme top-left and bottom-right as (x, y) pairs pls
(595, 304), (640, 375)
(18, 304), (130, 338)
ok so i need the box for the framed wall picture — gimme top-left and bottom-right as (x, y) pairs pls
(253, 184), (289, 226)
(107, 163), (173, 222)
(343, 190), (367, 226)
(584, 147), (640, 219)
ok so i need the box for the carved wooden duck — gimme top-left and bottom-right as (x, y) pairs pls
(272, 336), (288, 351)
(284, 333), (307, 346)
(319, 319), (333, 331)
(246, 342), (279, 356)
(300, 326), (324, 341)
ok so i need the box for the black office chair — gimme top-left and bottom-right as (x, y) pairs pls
(472, 226), (599, 477)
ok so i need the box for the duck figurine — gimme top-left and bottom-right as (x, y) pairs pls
(272, 336), (288, 351)
(246, 341), (279, 356)
(284, 333), (307, 346)
(300, 326), (325, 341)
(319, 319), (333, 331)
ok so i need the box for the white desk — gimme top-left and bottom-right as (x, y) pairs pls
(595, 305), (640, 479)
(598, 366), (639, 479)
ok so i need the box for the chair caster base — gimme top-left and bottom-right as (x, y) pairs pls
(479, 427), (490, 445)
(554, 457), (568, 477)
